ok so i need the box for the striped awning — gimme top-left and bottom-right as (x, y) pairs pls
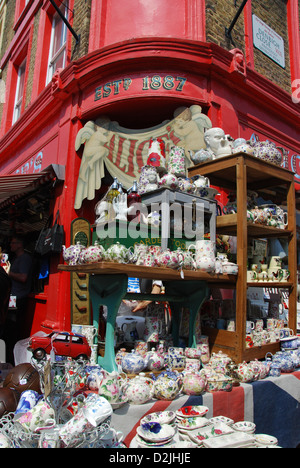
(0, 164), (65, 210)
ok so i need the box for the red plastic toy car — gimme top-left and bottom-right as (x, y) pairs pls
(28, 331), (92, 361)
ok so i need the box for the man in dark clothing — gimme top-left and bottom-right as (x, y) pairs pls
(6, 236), (33, 364)
(0, 265), (11, 337)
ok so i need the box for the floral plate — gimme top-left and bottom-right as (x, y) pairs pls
(208, 416), (234, 426)
(137, 423), (175, 442)
(188, 422), (234, 446)
(177, 417), (209, 431)
(176, 406), (209, 418)
(141, 411), (176, 426)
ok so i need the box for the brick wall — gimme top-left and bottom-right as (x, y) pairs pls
(205, 0), (292, 93)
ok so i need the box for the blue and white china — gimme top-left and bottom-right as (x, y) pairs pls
(121, 349), (147, 374)
(15, 390), (42, 415)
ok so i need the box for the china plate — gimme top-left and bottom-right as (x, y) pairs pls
(137, 423), (176, 442)
(255, 434), (278, 446)
(203, 431), (256, 449)
(208, 416), (234, 426)
(176, 406), (209, 418)
(135, 434), (175, 448)
(141, 411), (176, 426)
(188, 422), (234, 446)
(177, 416), (210, 431)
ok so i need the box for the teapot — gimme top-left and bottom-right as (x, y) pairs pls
(191, 174), (210, 188)
(234, 361), (259, 383)
(122, 373), (154, 405)
(63, 242), (86, 266)
(159, 172), (179, 190)
(146, 348), (165, 371)
(121, 349), (147, 374)
(157, 248), (183, 269)
(253, 141), (282, 167)
(80, 241), (105, 264)
(182, 371), (206, 396)
(104, 242), (130, 263)
(152, 369), (183, 400)
(177, 177), (195, 194)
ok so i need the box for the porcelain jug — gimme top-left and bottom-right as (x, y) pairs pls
(122, 320), (139, 342)
(98, 370), (127, 404)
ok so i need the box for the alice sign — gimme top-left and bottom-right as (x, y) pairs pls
(252, 14), (285, 68)
(74, 105), (211, 209)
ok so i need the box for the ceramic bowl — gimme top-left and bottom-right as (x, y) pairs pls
(232, 421), (256, 433)
(196, 187), (219, 200)
(280, 336), (298, 349)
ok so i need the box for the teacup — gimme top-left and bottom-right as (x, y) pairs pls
(15, 399), (55, 433)
(280, 328), (294, 339)
(255, 319), (264, 332)
(15, 390), (42, 415)
(59, 409), (94, 447)
(246, 321), (255, 334)
(82, 393), (113, 427)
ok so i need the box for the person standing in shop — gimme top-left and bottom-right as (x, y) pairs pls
(6, 236), (33, 364)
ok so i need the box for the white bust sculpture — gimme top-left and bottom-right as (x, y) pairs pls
(204, 127), (233, 159)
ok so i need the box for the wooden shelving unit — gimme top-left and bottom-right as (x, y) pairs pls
(188, 153), (297, 363)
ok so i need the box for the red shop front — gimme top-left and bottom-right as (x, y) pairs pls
(0, 36), (299, 338)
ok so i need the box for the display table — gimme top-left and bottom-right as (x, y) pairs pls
(58, 263), (236, 372)
(111, 371), (300, 449)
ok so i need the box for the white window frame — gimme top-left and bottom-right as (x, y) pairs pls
(46, 1), (69, 85)
(12, 58), (26, 124)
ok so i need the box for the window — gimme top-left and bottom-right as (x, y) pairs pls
(12, 57), (26, 123)
(46, 1), (69, 84)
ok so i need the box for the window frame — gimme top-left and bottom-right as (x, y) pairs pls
(46, 1), (69, 85)
(12, 56), (27, 124)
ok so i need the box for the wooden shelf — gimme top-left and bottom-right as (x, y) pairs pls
(188, 152), (297, 364)
(216, 213), (293, 238)
(58, 261), (237, 285)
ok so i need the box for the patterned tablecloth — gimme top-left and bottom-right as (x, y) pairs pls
(111, 371), (300, 448)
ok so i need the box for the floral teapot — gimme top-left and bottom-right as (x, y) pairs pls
(146, 348), (165, 371)
(253, 141), (282, 167)
(122, 373), (154, 405)
(152, 369), (183, 400)
(159, 172), (179, 190)
(63, 242), (86, 266)
(234, 361), (259, 383)
(104, 242), (130, 263)
(182, 371), (206, 396)
(80, 241), (105, 264)
(157, 248), (183, 269)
